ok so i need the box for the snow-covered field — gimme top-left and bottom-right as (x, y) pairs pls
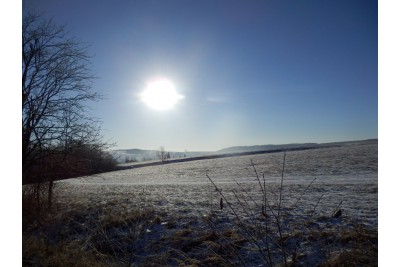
(51, 142), (377, 266)
(59, 143), (377, 226)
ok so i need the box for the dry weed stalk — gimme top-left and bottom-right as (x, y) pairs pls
(206, 152), (327, 267)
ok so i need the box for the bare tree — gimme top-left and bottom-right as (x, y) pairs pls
(22, 13), (115, 208)
(157, 146), (169, 163)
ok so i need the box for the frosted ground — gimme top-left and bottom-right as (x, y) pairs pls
(55, 142), (377, 266)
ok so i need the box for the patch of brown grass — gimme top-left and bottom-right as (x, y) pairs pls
(203, 255), (228, 266)
(337, 225), (378, 245)
(176, 257), (202, 267)
(221, 228), (248, 248)
(322, 247), (377, 267)
(99, 207), (155, 229)
(321, 225), (378, 266)
(23, 235), (117, 267)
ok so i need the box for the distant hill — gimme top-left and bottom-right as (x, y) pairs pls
(217, 143), (319, 154)
(217, 139), (377, 154)
(112, 148), (213, 163)
(113, 139), (377, 163)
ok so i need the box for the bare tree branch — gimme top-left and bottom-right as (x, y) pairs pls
(22, 13), (116, 207)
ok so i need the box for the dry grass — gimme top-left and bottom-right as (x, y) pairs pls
(22, 190), (159, 266)
(23, 191), (377, 267)
(204, 154), (378, 267)
(23, 235), (117, 267)
(23, 151), (377, 266)
(323, 246), (378, 267)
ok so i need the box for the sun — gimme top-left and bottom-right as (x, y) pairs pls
(140, 78), (184, 110)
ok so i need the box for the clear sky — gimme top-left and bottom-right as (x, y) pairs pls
(23, 0), (378, 151)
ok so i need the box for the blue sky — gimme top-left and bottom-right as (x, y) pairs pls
(23, 0), (378, 151)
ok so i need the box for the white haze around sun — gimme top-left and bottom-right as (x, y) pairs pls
(140, 79), (184, 110)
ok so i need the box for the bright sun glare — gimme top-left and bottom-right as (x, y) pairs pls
(140, 78), (184, 111)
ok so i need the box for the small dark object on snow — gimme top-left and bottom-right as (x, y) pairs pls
(333, 209), (342, 218)
(220, 198), (223, 210)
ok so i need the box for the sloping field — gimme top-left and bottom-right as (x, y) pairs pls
(60, 143), (377, 225)
(25, 143), (377, 266)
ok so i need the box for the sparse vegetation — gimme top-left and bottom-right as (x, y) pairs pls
(158, 146), (171, 163)
(203, 152), (377, 266)
(125, 156), (138, 163)
(22, 145), (377, 266)
(22, 12), (116, 218)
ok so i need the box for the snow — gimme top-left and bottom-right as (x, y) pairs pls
(55, 142), (377, 265)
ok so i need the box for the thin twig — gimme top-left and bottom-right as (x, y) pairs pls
(262, 171), (273, 266)
(289, 177), (317, 209)
(204, 216), (248, 267)
(332, 200), (343, 217)
(206, 174), (271, 266)
(278, 152), (286, 218)
(277, 152), (288, 265)
(306, 193), (324, 225)
(251, 159), (265, 197)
